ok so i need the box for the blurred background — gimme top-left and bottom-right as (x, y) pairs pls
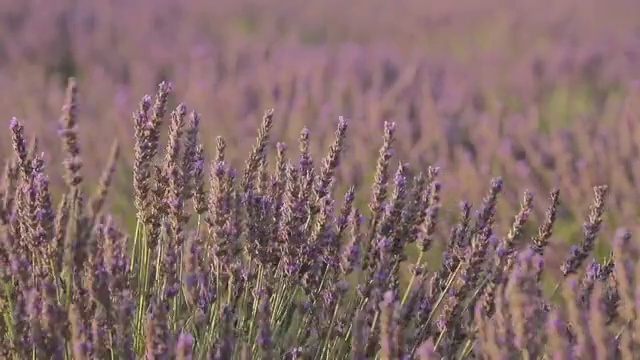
(2, 0), (640, 276)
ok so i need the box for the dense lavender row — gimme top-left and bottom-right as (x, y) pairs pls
(1, 80), (639, 359)
(2, 0), (640, 254)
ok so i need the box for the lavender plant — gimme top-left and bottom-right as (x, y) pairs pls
(2, 78), (640, 360)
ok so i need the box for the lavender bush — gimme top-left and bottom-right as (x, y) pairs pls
(3, 0), (640, 254)
(2, 1), (640, 357)
(1, 79), (640, 359)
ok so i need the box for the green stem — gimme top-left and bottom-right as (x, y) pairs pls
(401, 252), (424, 305)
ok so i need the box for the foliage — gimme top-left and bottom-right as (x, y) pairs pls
(1, 80), (639, 359)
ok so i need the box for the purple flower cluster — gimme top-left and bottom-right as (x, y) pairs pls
(1, 79), (639, 359)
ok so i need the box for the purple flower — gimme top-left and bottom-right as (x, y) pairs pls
(585, 262), (600, 281)
(165, 286), (179, 299)
(9, 117), (19, 129)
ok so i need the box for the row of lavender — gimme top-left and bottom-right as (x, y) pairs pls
(1, 80), (639, 359)
(3, 44), (640, 265)
(2, 0), (640, 255)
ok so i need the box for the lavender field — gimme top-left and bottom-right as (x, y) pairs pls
(2, 0), (640, 358)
